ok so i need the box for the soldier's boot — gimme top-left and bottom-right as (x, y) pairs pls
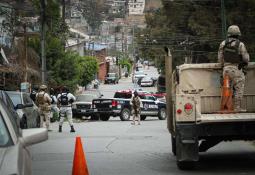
(58, 125), (62, 133)
(70, 125), (75, 132)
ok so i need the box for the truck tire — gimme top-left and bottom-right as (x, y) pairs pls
(100, 115), (110, 121)
(171, 135), (176, 156)
(120, 108), (131, 121)
(177, 161), (195, 170)
(176, 134), (198, 170)
(158, 108), (166, 120)
(141, 116), (146, 120)
(91, 114), (99, 120)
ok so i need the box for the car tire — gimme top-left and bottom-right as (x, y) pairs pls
(158, 108), (166, 120)
(36, 115), (41, 128)
(120, 108), (131, 121)
(91, 114), (100, 120)
(20, 116), (28, 129)
(141, 116), (146, 120)
(171, 135), (176, 156)
(100, 115), (110, 121)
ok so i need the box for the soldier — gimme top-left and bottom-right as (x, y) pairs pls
(57, 86), (76, 132)
(50, 88), (59, 120)
(36, 85), (52, 130)
(218, 25), (250, 112)
(131, 91), (141, 125)
(30, 85), (39, 102)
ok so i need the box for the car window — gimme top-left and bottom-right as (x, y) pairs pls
(23, 94), (33, 105)
(0, 112), (12, 147)
(7, 93), (22, 106)
(114, 92), (132, 99)
(108, 73), (116, 77)
(76, 94), (97, 102)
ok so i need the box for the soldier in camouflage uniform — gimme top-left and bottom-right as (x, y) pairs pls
(131, 91), (141, 125)
(36, 85), (52, 130)
(218, 25), (250, 111)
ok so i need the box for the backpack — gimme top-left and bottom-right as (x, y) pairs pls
(59, 93), (69, 106)
(223, 38), (241, 63)
(36, 93), (45, 105)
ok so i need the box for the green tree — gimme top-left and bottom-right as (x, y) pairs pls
(77, 56), (99, 88)
(51, 51), (80, 92)
(140, 0), (255, 74)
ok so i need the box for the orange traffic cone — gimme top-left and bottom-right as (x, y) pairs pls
(220, 75), (234, 112)
(72, 136), (89, 175)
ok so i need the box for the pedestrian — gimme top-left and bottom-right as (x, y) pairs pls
(218, 25), (250, 112)
(50, 88), (59, 120)
(131, 91), (141, 125)
(36, 84), (52, 130)
(57, 86), (76, 132)
(30, 85), (39, 102)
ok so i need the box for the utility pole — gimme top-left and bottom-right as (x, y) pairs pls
(40, 0), (46, 84)
(221, 0), (227, 39)
(165, 47), (173, 134)
(24, 24), (28, 82)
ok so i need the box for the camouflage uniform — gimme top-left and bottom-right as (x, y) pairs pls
(218, 25), (250, 111)
(131, 93), (141, 125)
(36, 85), (52, 130)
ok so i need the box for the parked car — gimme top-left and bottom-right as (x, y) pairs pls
(91, 90), (166, 121)
(157, 75), (166, 93)
(0, 99), (48, 175)
(72, 92), (103, 120)
(132, 71), (146, 83)
(0, 90), (20, 127)
(140, 76), (154, 87)
(105, 72), (119, 84)
(6, 91), (40, 129)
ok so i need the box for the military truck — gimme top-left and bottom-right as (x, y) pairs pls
(165, 50), (255, 170)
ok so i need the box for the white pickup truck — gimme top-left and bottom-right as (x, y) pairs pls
(167, 62), (255, 169)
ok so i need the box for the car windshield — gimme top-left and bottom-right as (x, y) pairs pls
(114, 92), (132, 99)
(76, 94), (97, 102)
(135, 71), (144, 75)
(142, 77), (151, 81)
(108, 73), (116, 77)
(0, 113), (11, 147)
(6, 93), (21, 106)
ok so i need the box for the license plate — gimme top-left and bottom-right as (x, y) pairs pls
(94, 109), (98, 112)
(81, 110), (87, 112)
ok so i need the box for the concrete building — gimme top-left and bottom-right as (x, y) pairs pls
(107, 0), (127, 16)
(128, 0), (145, 15)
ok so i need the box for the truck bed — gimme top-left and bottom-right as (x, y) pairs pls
(198, 113), (255, 123)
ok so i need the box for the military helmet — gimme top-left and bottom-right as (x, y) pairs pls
(227, 25), (241, 37)
(39, 84), (47, 90)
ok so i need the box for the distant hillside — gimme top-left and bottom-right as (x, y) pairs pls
(145, 0), (162, 12)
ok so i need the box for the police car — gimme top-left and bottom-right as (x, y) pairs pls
(91, 90), (166, 121)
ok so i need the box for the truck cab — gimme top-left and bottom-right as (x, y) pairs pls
(169, 62), (255, 169)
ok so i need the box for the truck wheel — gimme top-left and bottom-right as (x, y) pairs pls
(176, 135), (198, 170)
(177, 161), (195, 170)
(141, 116), (146, 120)
(120, 108), (131, 121)
(100, 115), (110, 121)
(171, 135), (176, 156)
(91, 114), (99, 120)
(158, 108), (166, 120)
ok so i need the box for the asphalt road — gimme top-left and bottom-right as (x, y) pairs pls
(30, 66), (255, 175)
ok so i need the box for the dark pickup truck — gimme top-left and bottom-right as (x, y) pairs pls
(91, 90), (166, 121)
